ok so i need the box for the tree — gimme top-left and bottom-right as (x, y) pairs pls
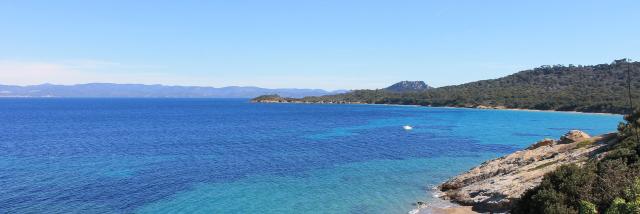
(579, 200), (597, 214)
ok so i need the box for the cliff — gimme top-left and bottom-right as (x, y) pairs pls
(438, 130), (620, 212)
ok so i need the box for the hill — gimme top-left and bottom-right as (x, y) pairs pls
(384, 81), (431, 92)
(0, 83), (346, 98)
(253, 59), (640, 114)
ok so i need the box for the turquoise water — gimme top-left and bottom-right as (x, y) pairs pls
(0, 99), (622, 213)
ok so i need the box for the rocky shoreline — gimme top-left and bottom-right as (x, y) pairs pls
(253, 98), (623, 212)
(433, 130), (619, 212)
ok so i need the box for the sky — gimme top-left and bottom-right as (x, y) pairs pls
(0, 0), (639, 90)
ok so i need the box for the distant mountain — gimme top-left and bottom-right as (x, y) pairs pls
(0, 83), (346, 98)
(253, 59), (640, 114)
(384, 81), (431, 92)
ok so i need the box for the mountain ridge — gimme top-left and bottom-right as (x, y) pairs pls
(0, 83), (347, 98)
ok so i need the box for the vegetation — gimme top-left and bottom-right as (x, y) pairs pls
(576, 139), (596, 149)
(384, 81), (431, 92)
(580, 200), (598, 214)
(528, 160), (559, 172)
(512, 109), (640, 213)
(252, 94), (288, 102)
(253, 59), (640, 114)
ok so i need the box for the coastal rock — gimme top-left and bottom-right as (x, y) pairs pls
(439, 131), (618, 212)
(526, 138), (555, 150)
(559, 130), (591, 144)
(415, 206), (476, 214)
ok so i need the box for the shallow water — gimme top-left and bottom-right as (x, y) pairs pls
(0, 99), (622, 213)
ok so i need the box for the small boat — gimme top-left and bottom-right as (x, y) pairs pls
(403, 125), (413, 130)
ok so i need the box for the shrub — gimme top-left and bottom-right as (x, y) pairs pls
(513, 110), (640, 213)
(579, 200), (597, 214)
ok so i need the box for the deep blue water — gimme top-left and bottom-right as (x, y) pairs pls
(0, 99), (622, 213)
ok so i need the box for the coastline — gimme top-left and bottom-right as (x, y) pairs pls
(412, 206), (476, 214)
(253, 100), (622, 213)
(433, 131), (618, 212)
(252, 100), (622, 116)
(409, 187), (478, 214)
(433, 106), (621, 116)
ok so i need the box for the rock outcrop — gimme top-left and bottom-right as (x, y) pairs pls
(526, 138), (555, 150)
(559, 130), (591, 144)
(439, 131), (618, 212)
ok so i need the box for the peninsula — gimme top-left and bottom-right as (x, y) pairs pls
(253, 59), (639, 114)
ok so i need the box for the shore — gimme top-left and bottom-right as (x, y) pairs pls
(409, 199), (477, 214)
(253, 99), (621, 116)
(434, 105), (620, 116)
(433, 131), (618, 212)
(415, 207), (476, 214)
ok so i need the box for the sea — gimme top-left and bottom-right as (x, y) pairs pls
(0, 98), (622, 213)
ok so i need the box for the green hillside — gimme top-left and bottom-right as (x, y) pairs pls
(253, 59), (640, 114)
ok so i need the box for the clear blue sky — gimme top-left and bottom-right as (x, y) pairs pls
(1, 0), (638, 90)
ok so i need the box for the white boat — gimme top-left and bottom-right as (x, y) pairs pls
(403, 125), (413, 130)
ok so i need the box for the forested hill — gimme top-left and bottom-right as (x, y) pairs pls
(384, 81), (431, 92)
(253, 59), (640, 114)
